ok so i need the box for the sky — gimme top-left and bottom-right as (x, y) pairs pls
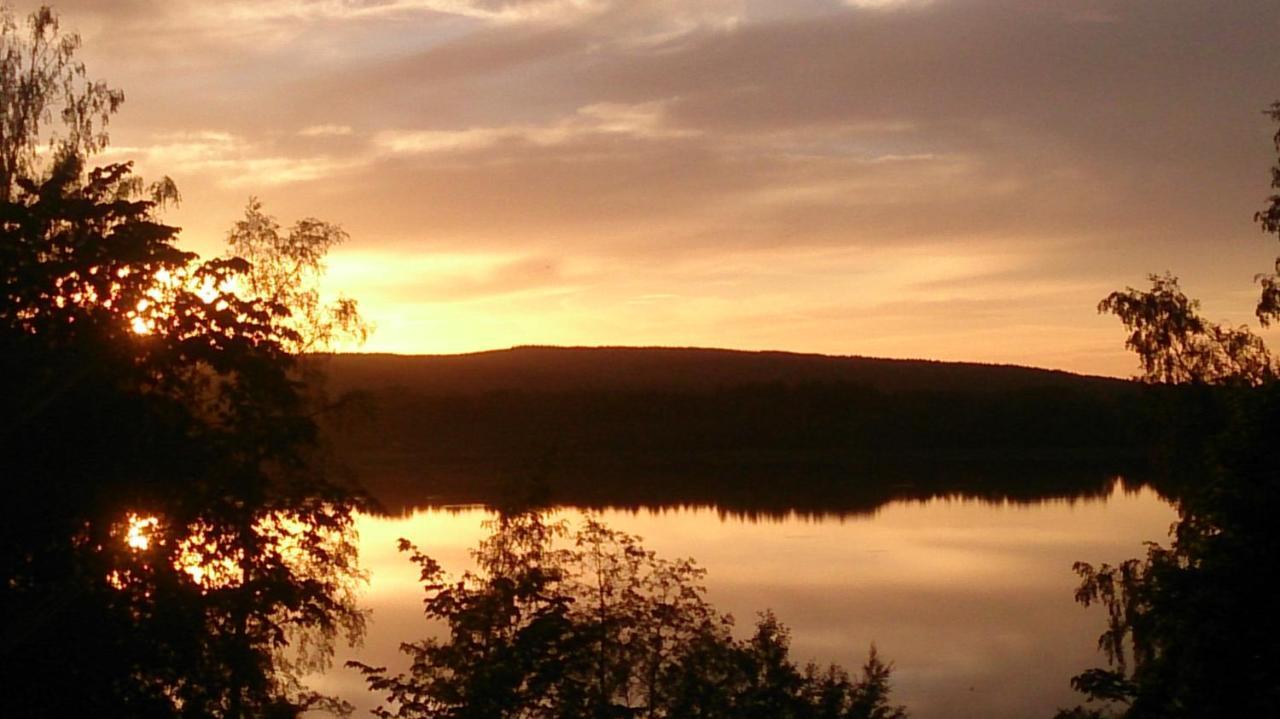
(15, 0), (1280, 376)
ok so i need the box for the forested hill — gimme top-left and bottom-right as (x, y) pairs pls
(321, 348), (1148, 513)
(324, 346), (1129, 396)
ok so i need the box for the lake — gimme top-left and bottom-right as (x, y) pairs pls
(312, 480), (1174, 718)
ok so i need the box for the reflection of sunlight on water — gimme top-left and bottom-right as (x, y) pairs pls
(325, 480), (1177, 719)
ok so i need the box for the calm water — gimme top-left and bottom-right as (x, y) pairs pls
(314, 482), (1174, 718)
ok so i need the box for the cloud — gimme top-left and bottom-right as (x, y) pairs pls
(38, 0), (1280, 373)
(842, 0), (935, 9)
(101, 131), (367, 188)
(210, 0), (614, 24)
(374, 101), (696, 155)
(299, 124), (354, 137)
(329, 250), (573, 302)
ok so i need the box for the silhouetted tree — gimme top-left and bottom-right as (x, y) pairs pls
(1255, 101), (1280, 325)
(0, 150), (367, 716)
(1059, 103), (1280, 718)
(1, 7), (367, 715)
(352, 511), (906, 719)
(0, 5), (122, 202)
(1098, 273), (1273, 385)
(1052, 383), (1280, 718)
(226, 197), (369, 354)
(845, 646), (907, 719)
(1097, 103), (1280, 389)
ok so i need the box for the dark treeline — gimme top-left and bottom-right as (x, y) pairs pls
(326, 346), (1126, 396)
(325, 368), (1155, 515)
(347, 441), (1139, 521)
(334, 381), (1143, 456)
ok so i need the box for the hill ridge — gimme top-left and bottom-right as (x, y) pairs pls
(325, 345), (1128, 395)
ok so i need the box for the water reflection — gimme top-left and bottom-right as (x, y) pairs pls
(314, 481), (1173, 719)
(366, 457), (1145, 521)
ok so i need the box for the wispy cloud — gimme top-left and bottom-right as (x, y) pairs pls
(195, 0), (611, 24)
(299, 124), (354, 137)
(102, 131), (366, 188)
(374, 101), (697, 155)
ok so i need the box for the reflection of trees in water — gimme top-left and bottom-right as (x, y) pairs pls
(358, 450), (1144, 523)
(331, 366), (1155, 520)
(1055, 387), (1280, 719)
(353, 511), (907, 719)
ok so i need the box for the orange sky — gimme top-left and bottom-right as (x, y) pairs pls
(22, 0), (1280, 376)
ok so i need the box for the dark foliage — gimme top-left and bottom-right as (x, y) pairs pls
(2, 10), (368, 708)
(326, 360), (1151, 516)
(1, 5), (123, 203)
(0, 151), (366, 716)
(335, 378), (1142, 459)
(1, 8), (370, 715)
(353, 512), (907, 719)
(1099, 273), (1273, 386)
(1053, 384), (1280, 719)
(1255, 101), (1280, 326)
(1058, 103), (1280, 718)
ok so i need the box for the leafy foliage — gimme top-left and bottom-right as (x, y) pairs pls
(1053, 384), (1280, 718)
(0, 150), (368, 716)
(0, 5), (122, 202)
(226, 197), (369, 354)
(1, 8), (369, 712)
(352, 511), (906, 719)
(1062, 103), (1280, 717)
(1098, 273), (1273, 385)
(1098, 103), (1280, 386)
(1256, 101), (1280, 326)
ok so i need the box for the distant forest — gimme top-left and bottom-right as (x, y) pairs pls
(323, 347), (1157, 514)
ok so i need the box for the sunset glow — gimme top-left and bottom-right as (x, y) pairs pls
(10, 3), (1276, 712)
(112, 513), (272, 589)
(27, 0), (1280, 374)
(124, 513), (159, 551)
(175, 522), (246, 589)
